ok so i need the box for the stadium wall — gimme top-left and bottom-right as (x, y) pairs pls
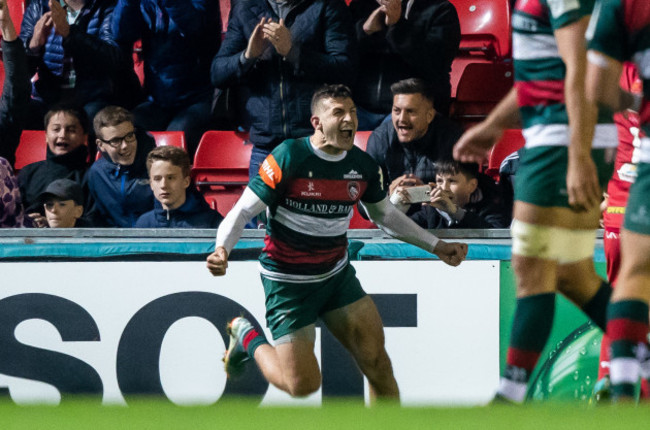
(0, 229), (604, 406)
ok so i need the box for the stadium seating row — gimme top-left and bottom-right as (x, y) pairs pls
(12, 126), (524, 227)
(14, 130), (187, 170)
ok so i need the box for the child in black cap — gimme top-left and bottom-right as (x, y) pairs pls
(37, 179), (88, 228)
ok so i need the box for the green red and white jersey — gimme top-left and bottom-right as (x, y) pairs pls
(587, 0), (650, 162)
(513, 0), (617, 148)
(248, 137), (386, 283)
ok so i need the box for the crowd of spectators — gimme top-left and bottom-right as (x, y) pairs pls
(0, 0), (513, 230)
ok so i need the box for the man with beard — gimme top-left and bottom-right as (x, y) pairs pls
(366, 78), (464, 214)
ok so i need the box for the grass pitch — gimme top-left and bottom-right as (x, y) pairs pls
(1, 399), (649, 430)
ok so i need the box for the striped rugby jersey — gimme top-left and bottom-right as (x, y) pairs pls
(587, 0), (650, 162)
(248, 137), (386, 283)
(513, 0), (617, 148)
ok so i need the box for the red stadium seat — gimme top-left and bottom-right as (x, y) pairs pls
(14, 130), (46, 171)
(451, 62), (513, 121)
(354, 130), (371, 151)
(450, 0), (512, 60)
(191, 130), (252, 214)
(0, 0), (25, 94)
(485, 128), (524, 180)
(150, 131), (187, 151)
(449, 0), (513, 113)
(219, 0), (230, 34)
(7, 0), (24, 34)
(349, 205), (377, 229)
(132, 40), (145, 86)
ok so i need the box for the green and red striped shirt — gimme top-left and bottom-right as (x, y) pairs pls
(248, 137), (386, 282)
(513, 0), (617, 147)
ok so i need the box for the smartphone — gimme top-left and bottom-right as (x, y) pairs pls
(404, 185), (432, 203)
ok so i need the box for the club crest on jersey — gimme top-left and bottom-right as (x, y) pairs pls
(343, 169), (363, 179)
(259, 155), (282, 189)
(347, 181), (360, 200)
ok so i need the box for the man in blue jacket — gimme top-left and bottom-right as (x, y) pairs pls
(19, 0), (140, 132)
(112, 0), (221, 156)
(85, 105), (155, 227)
(211, 0), (357, 179)
(135, 145), (223, 228)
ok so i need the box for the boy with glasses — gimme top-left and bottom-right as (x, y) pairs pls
(85, 105), (155, 227)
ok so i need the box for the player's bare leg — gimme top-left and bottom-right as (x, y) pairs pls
(252, 340), (322, 397)
(224, 317), (322, 397)
(323, 296), (399, 402)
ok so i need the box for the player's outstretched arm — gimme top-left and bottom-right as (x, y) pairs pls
(206, 187), (267, 277)
(453, 87), (520, 164)
(362, 198), (468, 266)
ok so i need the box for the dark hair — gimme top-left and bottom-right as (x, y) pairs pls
(44, 104), (90, 134)
(93, 106), (134, 137)
(311, 84), (354, 114)
(390, 78), (435, 105)
(146, 145), (191, 177)
(434, 160), (479, 179)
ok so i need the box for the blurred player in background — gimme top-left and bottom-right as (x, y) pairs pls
(454, 0), (616, 403)
(585, 0), (650, 402)
(207, 84), (467, 402)
(592, 62), (650, 401)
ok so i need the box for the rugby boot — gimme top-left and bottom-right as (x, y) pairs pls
(223, 316), (254, 378)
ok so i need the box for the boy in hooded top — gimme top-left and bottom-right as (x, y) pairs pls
(135, 145), (223, 228)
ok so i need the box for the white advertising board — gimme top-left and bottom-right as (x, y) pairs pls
(0, 260), (499, 406)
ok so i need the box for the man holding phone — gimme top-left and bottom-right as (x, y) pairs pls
(366, 78), (464, 215)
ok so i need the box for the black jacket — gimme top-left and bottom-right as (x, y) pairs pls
(0, 39), (31, 165)
(211, 0), (357, 150)
(349, 0), (460, 115)
(409, 176), (512, 229)
(18, 144), (89, 214)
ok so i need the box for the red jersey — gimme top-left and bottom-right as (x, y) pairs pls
(603, 63), (644, 232)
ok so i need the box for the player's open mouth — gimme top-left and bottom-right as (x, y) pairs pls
(340, 130), (353, 138)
